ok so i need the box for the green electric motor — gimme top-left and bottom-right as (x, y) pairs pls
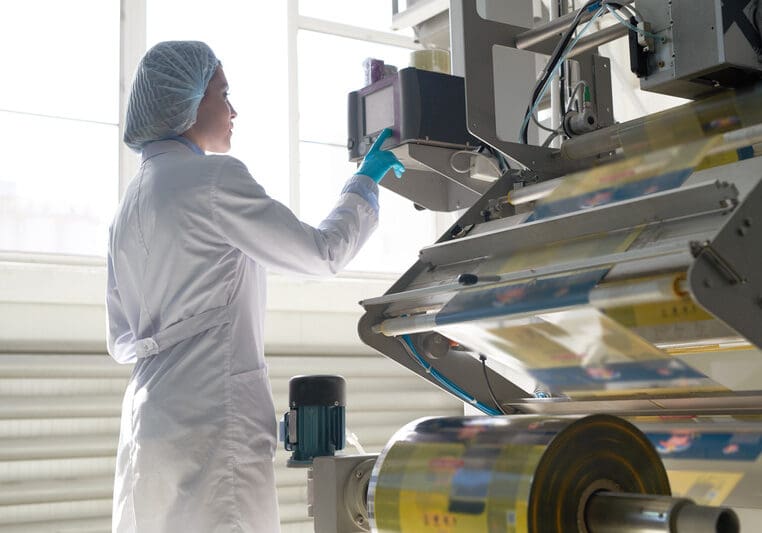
(281, 375), (346, 467)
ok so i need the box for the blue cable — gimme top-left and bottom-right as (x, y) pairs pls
(400, 334), (501, 416)
(605, 4), (660, 38)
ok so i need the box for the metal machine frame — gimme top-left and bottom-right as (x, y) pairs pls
(357, 0), (762, 418)
(304, 2), (762, 531)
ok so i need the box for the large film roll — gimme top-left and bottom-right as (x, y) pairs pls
(368, 414), (670, 532)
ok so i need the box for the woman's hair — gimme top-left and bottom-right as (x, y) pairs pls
(123, 41), (220, 152)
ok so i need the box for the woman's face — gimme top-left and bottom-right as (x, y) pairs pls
(184, 66), (237, 153)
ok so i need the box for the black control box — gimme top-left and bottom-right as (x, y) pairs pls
(347, 67), (476, 161)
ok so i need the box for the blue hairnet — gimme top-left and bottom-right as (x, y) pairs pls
(124, 41), (220, 152)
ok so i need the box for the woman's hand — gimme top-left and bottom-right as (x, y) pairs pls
(356, 128), (405, 183)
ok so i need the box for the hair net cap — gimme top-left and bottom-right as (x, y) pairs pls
(124, 41), (220, 152)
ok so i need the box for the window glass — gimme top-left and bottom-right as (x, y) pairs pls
(0, 113), (118, 256)
(0, 1), (119, 123)
(298, 0), (412, 34)
(297, 30), (432, 273)
(299, 142), (435, 273)
(147, 0), (291, 204)
(298, 30), (413, 146)
(0, 1), (120, 256)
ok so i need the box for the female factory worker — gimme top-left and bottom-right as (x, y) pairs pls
(106, 41), (403, 533)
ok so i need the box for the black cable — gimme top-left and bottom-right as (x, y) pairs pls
(479, 354), (509, 415)
(521, 0), (601, 143)
(523, 11), (583, 142)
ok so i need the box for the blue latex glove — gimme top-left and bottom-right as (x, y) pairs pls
(356, 128), (405, 183)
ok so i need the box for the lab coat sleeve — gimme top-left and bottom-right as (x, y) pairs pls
(106, 245), (137, 364)
(211, 157), (379, 276)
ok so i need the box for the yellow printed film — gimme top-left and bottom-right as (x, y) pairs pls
(369, 415), (670, 533)
(440, 306), (726, 398)
(667, 471), (744, 507)
(494, 227), (641, 275)
(539, 136), (717, 206)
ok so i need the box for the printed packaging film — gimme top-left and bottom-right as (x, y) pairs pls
(368, 414), (669, 533)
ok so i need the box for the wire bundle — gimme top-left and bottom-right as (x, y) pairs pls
(519, 1), (655, 145)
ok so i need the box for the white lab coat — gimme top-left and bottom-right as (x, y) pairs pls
(106, 140), (378, 532)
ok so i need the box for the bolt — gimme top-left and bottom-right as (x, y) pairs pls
(356, 515), (365, 525)
(355, 470), (364, 479)
(658, 60), (666, 68)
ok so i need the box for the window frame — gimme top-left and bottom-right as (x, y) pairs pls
(4, 0), (448, 278)
(287, 1), (422, 218)
(289, 3), (455, 274)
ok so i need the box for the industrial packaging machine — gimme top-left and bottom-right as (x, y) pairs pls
(291, 2), (762, 531)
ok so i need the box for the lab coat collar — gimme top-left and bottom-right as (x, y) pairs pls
(140, 139), (201, 164)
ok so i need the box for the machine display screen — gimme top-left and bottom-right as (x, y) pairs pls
(364, 84), (394, 135)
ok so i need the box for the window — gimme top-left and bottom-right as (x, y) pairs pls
(148, 0), (435, 274)
(1, 0), (434, 273)
(146, 0), (291, 205)
(295, 8), (437, 273)
(0, 0), (120, 256)
(298, 0), (407, 32)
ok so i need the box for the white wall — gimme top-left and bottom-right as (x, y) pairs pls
(0, 255), (394, 355)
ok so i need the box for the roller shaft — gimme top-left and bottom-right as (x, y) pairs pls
(585, 492), (740, 533)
